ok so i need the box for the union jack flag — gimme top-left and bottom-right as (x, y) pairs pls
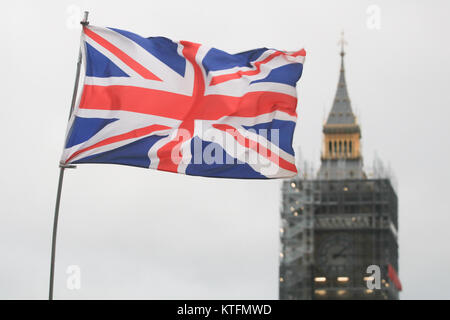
(61, 25), (306, 179)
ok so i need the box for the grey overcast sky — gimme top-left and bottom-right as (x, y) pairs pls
(1, 0), (449, 299)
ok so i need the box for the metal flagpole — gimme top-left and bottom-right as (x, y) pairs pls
(48, 11), (89, 301)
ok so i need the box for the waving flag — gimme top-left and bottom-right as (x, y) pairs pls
(61, 25), (306, 178)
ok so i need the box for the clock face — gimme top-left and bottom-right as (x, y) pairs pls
(318, 234), (353, 272)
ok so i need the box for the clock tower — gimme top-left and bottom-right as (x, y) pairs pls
(279, 37), (401, 300)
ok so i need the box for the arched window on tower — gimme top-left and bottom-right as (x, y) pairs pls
(334, 141), (337, 156)
(349, 141), (353, 155)
(344, 141), (347, 155)
(329, 141), (332, 155)
(339, 141), (342, 155)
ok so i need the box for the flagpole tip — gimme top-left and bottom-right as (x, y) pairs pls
(80, 11), (89, 26)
